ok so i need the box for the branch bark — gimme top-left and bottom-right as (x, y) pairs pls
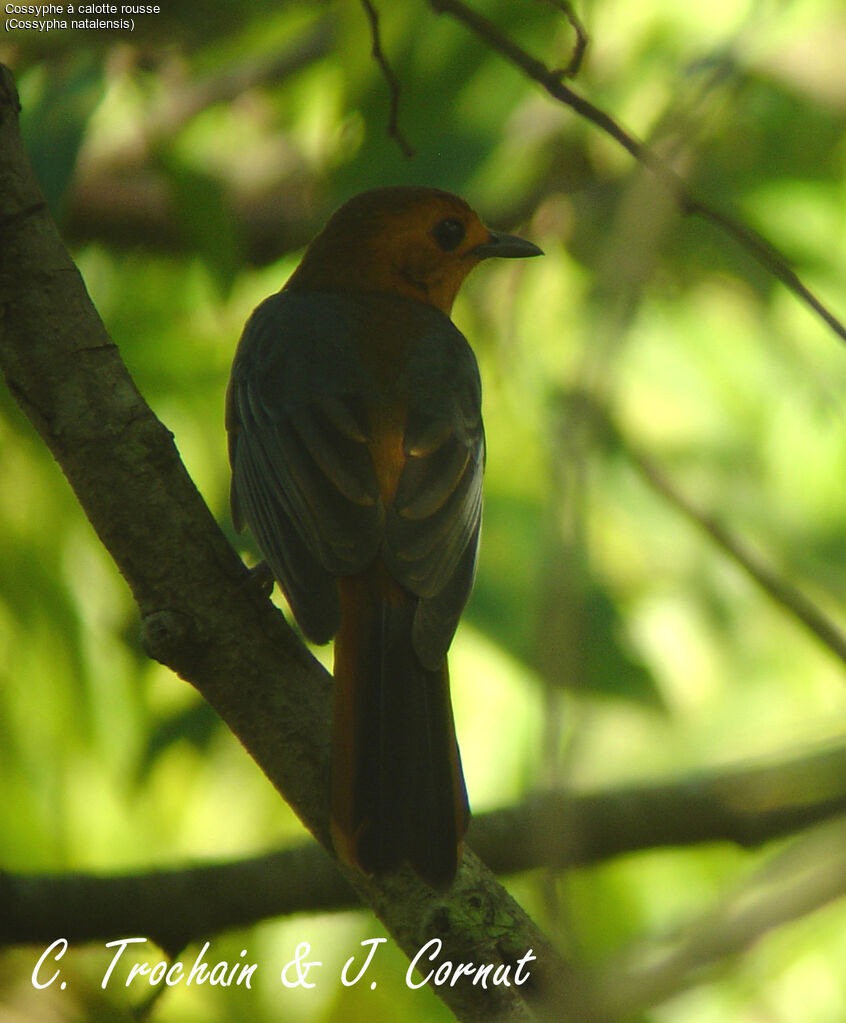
(0, 64), (593, 1023)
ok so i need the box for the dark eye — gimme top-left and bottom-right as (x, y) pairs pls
(431, 217), (466, 252)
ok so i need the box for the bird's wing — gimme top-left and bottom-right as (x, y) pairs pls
(227, 292), (383, 643)
(383, 320), (485, 668)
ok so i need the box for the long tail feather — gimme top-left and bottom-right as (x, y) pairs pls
(331, 570), (468, 888)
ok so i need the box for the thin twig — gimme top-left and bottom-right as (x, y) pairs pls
(359, 0), (415, 158)
(573, 392), (846, 669)
(428, 0), (846, 347)
(633, 448), (846, 667)
(546, 0), (588, 79)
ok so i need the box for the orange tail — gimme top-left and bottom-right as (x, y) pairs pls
(331, 570), (469, 888)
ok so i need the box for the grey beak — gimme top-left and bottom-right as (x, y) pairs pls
(472, 230), (544, 260)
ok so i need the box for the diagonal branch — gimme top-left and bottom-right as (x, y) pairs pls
(569, 391), (846, 670)
(428, 0), (846, 347)
(606, 814), (846, 1014)
(627, 439), (846, 669)
(0, 64), (593, 1023)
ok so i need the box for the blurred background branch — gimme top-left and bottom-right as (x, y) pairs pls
(605, 815), (846, 1016)
(569, 389), (846, 669)
(4, 738), (846, 952)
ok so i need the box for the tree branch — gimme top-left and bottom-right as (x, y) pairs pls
(0, 64), (593, 1023)
(428, 0), (846, 347)
(4, 737), (846, 949)
(606, 815), (846, 1014)
(569, 391), (846, 670)
(0, 844), (354, 951)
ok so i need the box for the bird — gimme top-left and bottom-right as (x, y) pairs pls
(226, 186), (541, 887)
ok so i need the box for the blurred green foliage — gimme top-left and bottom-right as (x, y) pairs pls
(3, 1), (846, 1020)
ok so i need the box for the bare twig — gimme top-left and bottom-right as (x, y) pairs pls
(545, 0), (588, 79)
(428, 0), (846, 347)
(359, 0), (415, 158)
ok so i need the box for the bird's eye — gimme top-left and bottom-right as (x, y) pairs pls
(431, 217), (466, 252)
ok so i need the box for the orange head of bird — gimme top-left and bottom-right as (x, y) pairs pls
(284, 186), (543, 315)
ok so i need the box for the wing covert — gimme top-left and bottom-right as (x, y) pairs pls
(227, 292), (383, 643)
(382, 331), (485, 667)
